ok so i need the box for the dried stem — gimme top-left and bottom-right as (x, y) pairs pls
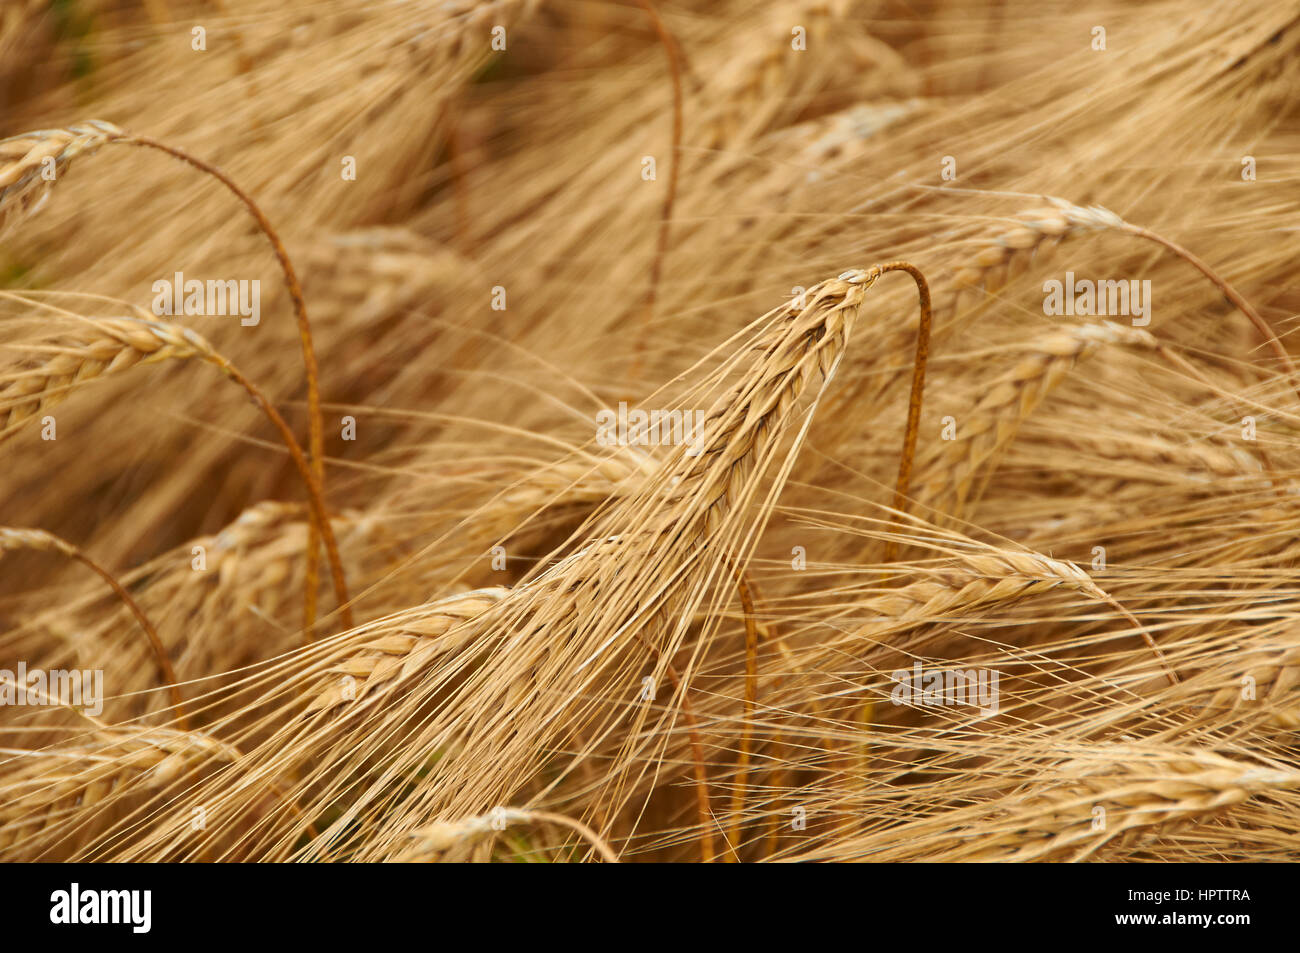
(632, 629), (715, 863)
(726, 565), (760, 861)
(0, 527), (187, 727)
(873, 262), (932, 562)
(118, 134), (329, 633)
(216, 358), (352, 632)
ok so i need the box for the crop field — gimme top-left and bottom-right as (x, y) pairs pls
(0, 0), (1298, 864)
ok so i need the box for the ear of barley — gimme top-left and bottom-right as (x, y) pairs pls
(953, 194), (1297, 393)
(254, 270), (892, 863)
(0, 121), (124, 236)
(0, 726), (240, 857)
(843, 548), (1098, 640)
(661, 267), (880, 535)
(952, 199), (1125, 293)
(968, 746), (1300, 862)
(833, 545), (1174, 684)
(609, 268), (878, 558)
(400, 807), (619, 863)
(0, 526), (75, 558)
(916, 321), (1157, 517)
(306, 587), (510, 712)
(0, 314), (219, 438)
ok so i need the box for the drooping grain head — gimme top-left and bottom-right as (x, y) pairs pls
(0, 313), (222, 441)
(0, 121), (125, 236)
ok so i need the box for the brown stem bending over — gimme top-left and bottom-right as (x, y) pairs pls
(216, 359), (353, 631)
(872, 262), (932, 562)
(119, 135), (330, 634)
(0, 527), (188, 727)
(1120, 221), (1299, 400)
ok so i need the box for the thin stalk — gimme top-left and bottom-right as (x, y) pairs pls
(1121, 222), (1299, 399)
(632, 630), (715, 863)
(117, 135), (329, 633)
(726, 566), (760, 861)
(212, 357), (353, 632)
(0, 528), (187, 727)
(874, 262), (932, 562)
(634, 0), (684, 361)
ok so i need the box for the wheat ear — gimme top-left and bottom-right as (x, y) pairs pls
(0, 122), (330, 630)
(0, 727), (240, 856)
(402, 808), (619, 863)
(848, 548), (1177, 686)
(306, 587), (509, 712)
(0, 122), (123, 235)
(653, 265), (927, 859)
(669, 263), (929, 539)
(268, 265), (919, 864)
(917, 321), (1158, 516)
(0, 722), (318, 858)
(958, 196), (1297, 398)
(0, 311), (352, 630)
(966, 746), (1300, 862)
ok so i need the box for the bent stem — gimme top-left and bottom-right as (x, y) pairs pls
(0, 528), (187, 727)
(1120, 222), (1299, 401)
(117, 134), (328, 633)
(211, 357), (353, 632)
(524, 809), (621, 863)
(872, 262), (932, 562)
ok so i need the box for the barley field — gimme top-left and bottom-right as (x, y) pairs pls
(1, 0), (1298, 864)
